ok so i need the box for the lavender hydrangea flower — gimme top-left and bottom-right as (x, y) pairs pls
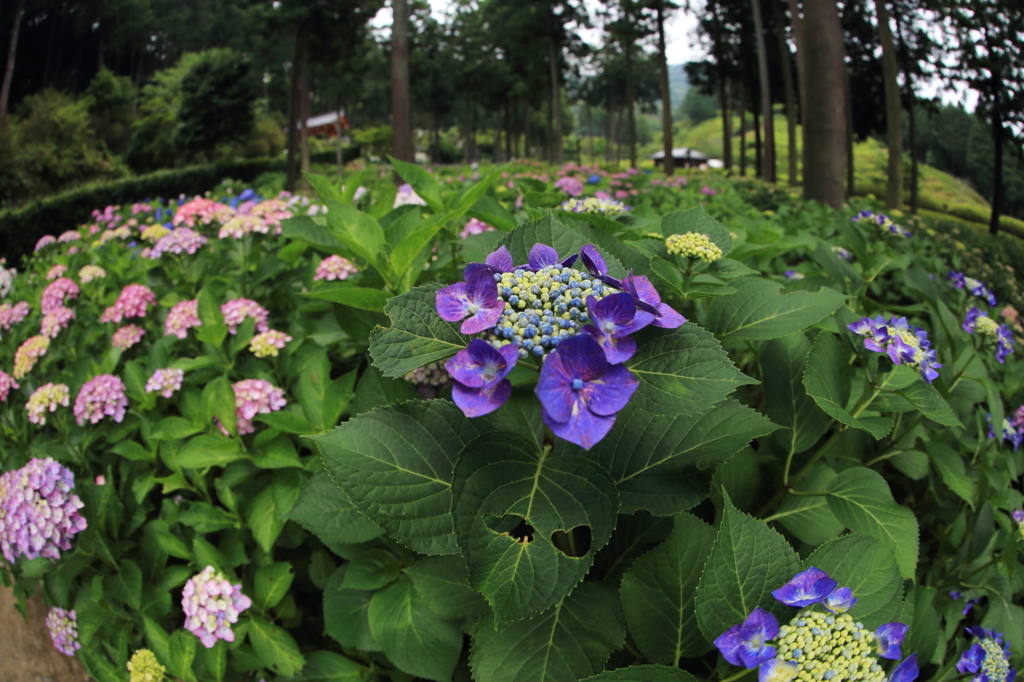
(848, 315), (941, 383)
(436, 270), (505, 335)
(852, 210), (911, 238)
(536, 334), (638, 450)
(875, 623), (908, 660)
(0, 457), (86, 562)
(772, 567), (838, 607)
(445, 340), (519, 417)
(987, 414), (1023, 450)
(948, 271), (997, 307)
(824, 587), (857, 613)
(715, 607), (780, 668)
(182, 566), (252, 648)
(462, 245), (516, 280)
(73, 374), (128, 425)
(45, 607), (80, 656)
(582, 293), (642, 364)
(621, 273), (686, 329)
(965, 307), (1016, 363)
(957, 627), (1014, 682)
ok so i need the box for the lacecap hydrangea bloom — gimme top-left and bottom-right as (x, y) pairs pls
(40, 306), (75, 338)
(0, 300), (30, 332)
(149, 227), (207, 258)
(41, 277), (79, 315)
(849, 316), (941, 383)
(145, 368), (184, 398)
(666, 232), (724, 263)
(956, 627), (1015, 682)
(232, 379), (286, 434)
(101, 284), (156, 323)
(986, 413), (1022, 451)
(0, 371), (18, 402)
(560, 197), (631, 216)
(26, 383), (69, 425)
(250, 330), (292, 358)
(314, 255), (358, 282)
(964, 307), (1015, 364)
(112, 324), (146, 350)
(182, 565), (252, 648)
(165, 299), (201, 339)
(78, 265), (106, 283)
(221, 298), (269, 334)
(435, 243), (683, 449)
(948, 271), (997, 307)
(0, 457), (86, 561)
(45, 607), (81, 656)
(715, 567), (918, 682)
(852, 210), (911, 238)
(73, 374), (128, 425)
(127, 649), (166, 682)
(14, 335), (51, 379)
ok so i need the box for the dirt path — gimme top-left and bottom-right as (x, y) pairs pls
(0, 587), (91, 682)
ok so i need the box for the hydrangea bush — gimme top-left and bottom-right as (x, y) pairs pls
(0, 161), (1021, 682)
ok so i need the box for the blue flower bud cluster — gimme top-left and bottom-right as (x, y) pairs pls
(776, 610), (884, 682)
(483, 267), (610, 359)
(957, 627), (1015, 682)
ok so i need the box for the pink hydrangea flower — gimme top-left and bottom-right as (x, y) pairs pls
(250, 330), (292, 358)
(166, 299), (201, 339)
(41, 278), (79, 315)
(45, 264), (67, 281)
(78, 265), (106, 283)
(25, 383), (68, 425)
(0, 301), (30, 331)
(145, 368), (184, 398)
(112, 324), (145, 350)
(173, 198), (235, 228)
(615, 190), (629, 200)
(46, 608), (81, 656)
(0, 371), (19, 402)
(701, 185), (717, 196)
(101, 284), (156, 323)
(35, 235), (57, 251)
(0, 458), (86, 562)
(73, 375), (128, 425)
(314, 255), (358, 282)
(182, 566), (252, 648)
(460, 218), (496, 239)
(250, 199), (292, 234)
(14, 335), (50, 379)
(149, 228), (207, 258)
(58, 230), (82, 244)
(218, 215), (267, 239)
(95, 475), (105, 486)
(554, 176), (584, 197)
(232, 379), (286, 434)
(221, 299), (269, 335)
(40, 307), (75, 338)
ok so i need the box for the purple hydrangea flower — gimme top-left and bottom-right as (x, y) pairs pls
(463, 246), (516, 280)
(445, 340), (519, 417)
(772, 567), (837, 607)
(714, 607), (780, 669)
(1013, 510), (1024, 524)
(45, 607), (80, 656)
(875, 622), (908, 660)
(948, 271), (997, 307)
(536, 334), (638, 450)
(848, 315), (941, 383)
(890, 654), (920, 682)
(823, 587), (856, 613)
(527, 243), (578, 271)
(987, 414), (1023, 451)
(957, 627), (1014, 682)
(965, 308), (1017, 364)
(580, 244), (622, 288)
(996, 326), (1016, 364)
(0, 457), (87, 562)
(182, 566), (252, 648)
(621, 273), (686, 329)
(582, 293), (641, 364)
(436, 270), (504, 335)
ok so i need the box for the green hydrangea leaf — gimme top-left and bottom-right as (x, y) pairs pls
(469, 583), (625, 682)
(368, 284), (467, 378)
(804, 534), (903, 629)
(621, 513), (716, 664)
(453, 432), (618, 625)
(284, 471), (383, 545)
(581, 666), (699, 682)
(705, 279), (846, 341)
(761, 332), (831, 455)
(803, 332), (892, 439)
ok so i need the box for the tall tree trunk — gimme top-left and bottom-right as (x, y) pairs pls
(548, 35), (563, 164)
(753, 94), (763, 178)
(739, 83), (748, 176)
(624, 16), (637, 168)
(844, 58), (854, 198)
(892, 5), (917, 214)
(786, 0), (808, 186)
(752, 0), (774, 182)
(391, 0), (414, 165)
(801, 0), (847, 208)
(0, 0), (26, 126)
(990, 94), (1003, 235)
(773, 0), (797, 185)
(721, 76), (734, 174)
(875, 0), (902, 210)
(657, 1), (675, 176)
(285, 25), (306, 192)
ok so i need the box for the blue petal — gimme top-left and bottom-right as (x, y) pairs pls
(772, 567), (837, 607)
(889, 654), (919, 682)
(957, 643), (985, 675)
(452, 379), (512, 417)
(875, 623), (909, 660)
(580, 245), (608, 276)
(436, 282), (470, 321)
(581, 363), (639, 417)
(528, 243), (559, 270)
(542, 401), (618, 450)
(536, 351), (575, 423)
(824, 587), (857, 613)
(714, 624), (746, 667)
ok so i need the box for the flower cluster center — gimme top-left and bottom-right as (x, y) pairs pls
(666, 232), (724, 262)
(776, 610), (884, 682)
(980, 638), (1012, 682)
(482, 266), (609, 359)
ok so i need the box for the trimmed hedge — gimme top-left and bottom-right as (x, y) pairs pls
(0, 146), (360, 265)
